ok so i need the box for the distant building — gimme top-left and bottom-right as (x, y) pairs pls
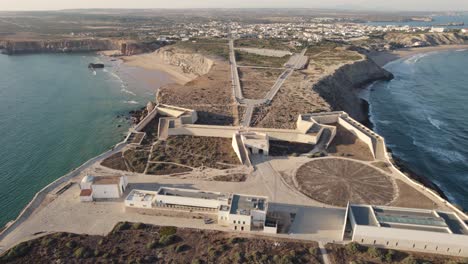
(430, 27), (446, 33)
(343, 203), (468, 257)
(80, 175), (128, 201)
(461, 28), (468, 33)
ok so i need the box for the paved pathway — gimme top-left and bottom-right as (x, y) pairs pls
(319, 241), (331, 264)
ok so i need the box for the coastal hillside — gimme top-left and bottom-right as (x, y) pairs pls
(384, 32), (466, 47)
(313, 58), (394, 123)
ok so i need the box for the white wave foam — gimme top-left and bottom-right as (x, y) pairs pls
(92, 71), (97, 76)
(427, 117), (444, 130)
(413, 140), (466, 163)
(404, 53), (429, 64)
(455, 49), (467, 52)
(378, 120), (392, 125)
(123, 100), (139, 105)
(121, 88), (136, 96)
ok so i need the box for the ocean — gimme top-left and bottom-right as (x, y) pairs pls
(368, 49), (468, 210)
(364, 14), (468, 29)
(0, 53), (172, 227)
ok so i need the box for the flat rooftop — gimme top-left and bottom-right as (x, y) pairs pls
(157, 188), (228, 201)
(230, 194), (267, 216)
(93, 176), (121, 185)
(126, 190), (157, 203)
(350, 205), (468, 235)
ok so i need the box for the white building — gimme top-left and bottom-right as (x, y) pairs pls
(79, 175), (128, 201)
(343, 204), (468, 257)
(461, 28), (468, 33)
(430, 27), (446, 33)
(124, 187), (274, 233)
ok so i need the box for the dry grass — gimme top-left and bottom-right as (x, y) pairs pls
(238, 68), (283, 100)
(390, 179), (439, 210)
(159, 61), (236, 126)
(327, 125), (375, 161)
(235, 50), (290, 68)
(150, 136), (240, 170)
(326, 243), (465, 264)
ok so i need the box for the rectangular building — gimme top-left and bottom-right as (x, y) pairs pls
(343, 204), (468, 257)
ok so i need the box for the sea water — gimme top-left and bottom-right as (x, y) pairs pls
(368, 49), (468, 210)
(0, 53), (170, 227)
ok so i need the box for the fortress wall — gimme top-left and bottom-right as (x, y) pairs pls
(338, 117), (376, 158)
(309, 113), (341, 124)
(134, 107), (159, 132)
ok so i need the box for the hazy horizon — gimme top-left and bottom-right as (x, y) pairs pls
(0, 0), (467, 12)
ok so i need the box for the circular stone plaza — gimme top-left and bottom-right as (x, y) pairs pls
(294, 158), (396, 207)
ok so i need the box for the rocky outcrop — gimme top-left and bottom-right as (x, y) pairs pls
(384, 32), (466, 48)
(156, 48), (213, 76)
(313, 58), (393, 123)
(2, 39), (117, 55)
(119, 41), (166, 56)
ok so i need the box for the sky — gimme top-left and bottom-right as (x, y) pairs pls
(0, 0), (467, 12)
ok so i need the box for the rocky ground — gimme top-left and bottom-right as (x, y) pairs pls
(0, 223), (321, 264)
(326, 242), (467, 264)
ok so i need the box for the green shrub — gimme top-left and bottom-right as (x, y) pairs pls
(113, 221), (131, 232)
(73, 247), (89, 258)
(160, 226), (177, 237)
(273, 255), (280, 263)
(66, 240), (77, 249)
(175, 244), (188, 253)
(131, 222), (145, 230)
(191, 259), (201, 264)
(385, 249), (395, 262)
(159, 234), (176, 246)
(2, 241), (32, 261)
(93, 249), (101, 257)
(40, 237), (56, 247)
(308, 247), (318, 255)
(98, 239), (105, 245)
(228, 237), (243, 244)
(367, 246), (383, 259)
(146, 240), (158, 249)
(291, 153), (299, 157)
(402, 255), (418, 264)
(345, 242), (361, 254)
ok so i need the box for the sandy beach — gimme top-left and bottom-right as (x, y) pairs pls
(121, 51), (198, 85)
(368, 44), (468, 67)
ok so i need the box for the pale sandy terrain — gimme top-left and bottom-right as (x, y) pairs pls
(121, 52), (198, 84)
(235, 47), (292, 57)
(369, 44), (468, 67)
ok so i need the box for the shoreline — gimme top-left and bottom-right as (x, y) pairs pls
(365, 44), (468, 211)
(368, 44), (468, 67)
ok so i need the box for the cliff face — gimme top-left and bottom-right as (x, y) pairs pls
(2, 39), (118, 55)
(313, 58), (394, 123)
(384, 32), (466, 47)
(156, 48), (213, 76)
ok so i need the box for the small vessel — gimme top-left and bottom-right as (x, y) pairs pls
(88, 63), (105, 69)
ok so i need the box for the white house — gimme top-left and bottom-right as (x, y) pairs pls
(79, 175), (128, 201)
(430, 27), (446, 33)
(461, 28), (468, 33)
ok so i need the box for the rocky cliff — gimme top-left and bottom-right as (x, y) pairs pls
(313, 58), (394, 123)
(2, 39), (117, 55)
(156, 48), (213, 76)
(384, 32), (466, 47)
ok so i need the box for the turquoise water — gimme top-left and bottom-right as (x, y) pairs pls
(368, 49), (468, 210)
(0, 54), (163, 227)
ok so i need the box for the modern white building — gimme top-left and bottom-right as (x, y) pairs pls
(343, 204), (468, 257)
(124, 187), (274, 233)
(79, 175), (128, 201)
(430, 27), (446, 33)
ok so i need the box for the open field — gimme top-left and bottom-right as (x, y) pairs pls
(327, 125), (375, 161)
(251, 71), (331, 129)
(295, 158), (395, 207)
(326, 242), (467, 264)
(150, 136), (240, 170)
(306, 42), (363, 70)
(0, 223), (321, 264)
(159, 61), (236, 126)
(173, 39), (229, 60)
(235, 50), (290, 68)
(238, 68), (284, 99)
(235, 38), (300, 52)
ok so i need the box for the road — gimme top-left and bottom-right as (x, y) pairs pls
(229, 38), (243, 100)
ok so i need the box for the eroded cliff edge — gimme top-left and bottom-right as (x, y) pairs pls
(312, 58), (394, 124)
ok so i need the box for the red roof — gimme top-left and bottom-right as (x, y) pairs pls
(80, 189), (92, 196)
